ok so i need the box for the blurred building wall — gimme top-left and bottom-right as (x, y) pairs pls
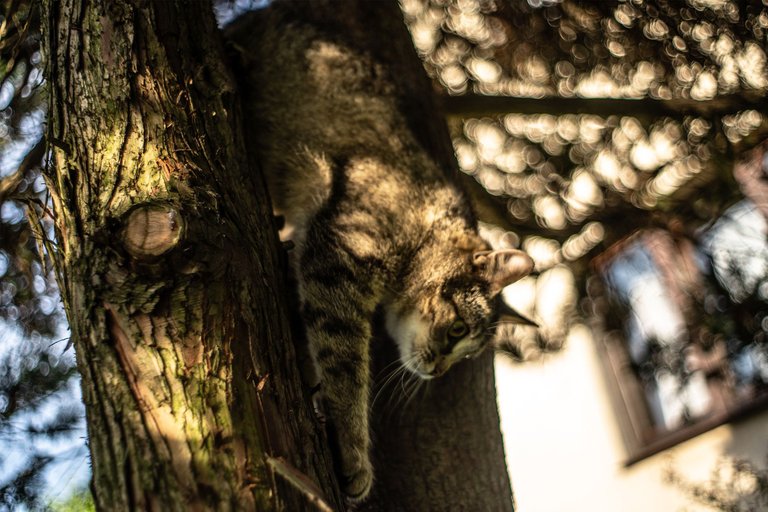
(496, 323), (768, 512)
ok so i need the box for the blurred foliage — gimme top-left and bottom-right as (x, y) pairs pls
(404, 0), (768, 100)
(0, 325), (87, 512)
(402, 0), (768, 239)
(1, 0), (88, 509)
(401, 0), (768, 361)
(0, 0), (44, 144)
(666, 453), (768, 512)
(50, 489), (95, 512)
(1, 0), (55, 336)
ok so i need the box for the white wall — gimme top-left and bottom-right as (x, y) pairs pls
(495, 324), (768, 512)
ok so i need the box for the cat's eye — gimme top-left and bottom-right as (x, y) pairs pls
(447, 319), (469, 341)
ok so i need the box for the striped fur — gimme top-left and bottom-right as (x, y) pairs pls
(230, 5), (533, 501)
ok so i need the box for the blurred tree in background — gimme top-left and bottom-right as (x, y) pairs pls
(0, 1), (88, 509)
(1, 0), (767, 509)
(397, 0), (766, 364)
(666, 454), (768, 512)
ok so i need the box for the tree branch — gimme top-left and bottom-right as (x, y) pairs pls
(0, 137), (45, 203)
(442, 93), (765, 121)
(266, 457), (334, 512)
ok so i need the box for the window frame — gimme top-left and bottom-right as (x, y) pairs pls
(590, 228), (768, 465)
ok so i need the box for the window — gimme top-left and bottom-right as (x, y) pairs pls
(590, 198), (768, 464)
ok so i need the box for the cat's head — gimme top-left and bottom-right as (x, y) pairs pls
(385, 246), (533, 379)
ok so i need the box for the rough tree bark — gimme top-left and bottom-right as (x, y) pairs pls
(42, 0), (342, 510)
(42, 0), (514, 510)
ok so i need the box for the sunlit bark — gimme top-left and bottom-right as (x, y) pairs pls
(42, 0), (341, 509)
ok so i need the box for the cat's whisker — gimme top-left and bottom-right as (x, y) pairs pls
(379, 355), (416, 383)
(489, 320), (521, 329)
(486, 321), (524, 334)
(398, 364), (409, 395)
(395, 373), (426, 424)
(380, 374), (404, 418)
(374, 353), (420, 413)
(376, 365), (403, 390)
(402, 374), (424, 411)
(403, 363), (422, 398)
(372, 364), (408, 411)
(387, 364), (414, 414)
(375, 366), (404, 395)
(374, 357), (404, 381)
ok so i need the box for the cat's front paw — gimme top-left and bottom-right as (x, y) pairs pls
(341, 455), (373, 503)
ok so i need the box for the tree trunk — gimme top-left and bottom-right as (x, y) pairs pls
(366, 338), (514, 511)
(41, 1), (342, 510)
(233, 2), (514, 510)
(42, 0), (513, 509)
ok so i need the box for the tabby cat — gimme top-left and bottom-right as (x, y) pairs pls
(229, 5), (533, 502)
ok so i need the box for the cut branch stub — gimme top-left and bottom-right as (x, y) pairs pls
(122, 204), (184, 260)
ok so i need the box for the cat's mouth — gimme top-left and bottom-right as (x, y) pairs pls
(384, 307), (460, 379)
(407, 365), (437, 380)
(404, 354), (449, 380)
(409, 343), (488, 379)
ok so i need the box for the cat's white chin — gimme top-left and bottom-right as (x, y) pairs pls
(384, 307), (432, 371)
(401, 352), (437, 380)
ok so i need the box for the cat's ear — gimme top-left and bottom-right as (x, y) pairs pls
(473, 249), (534, 296)
(497, 299), (539, 327)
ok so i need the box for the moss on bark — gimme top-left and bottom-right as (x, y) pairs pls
(42, 0), (342, 510)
